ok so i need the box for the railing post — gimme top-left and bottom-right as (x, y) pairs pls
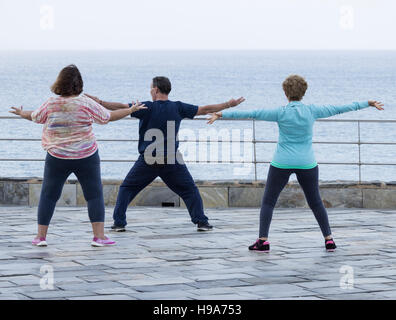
(358, 121), (361, 184)
(253, 119), (257, 181)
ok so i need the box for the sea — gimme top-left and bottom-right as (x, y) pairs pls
(0, 50), (395, 182)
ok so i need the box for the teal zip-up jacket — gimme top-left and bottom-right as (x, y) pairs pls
(222, 101), (370, 169)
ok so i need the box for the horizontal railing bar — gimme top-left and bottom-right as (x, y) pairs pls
(316, 119), (396, 123)
(0, 158), (395, 166)
(1, 138), (395, 146)
(1, 117), (395, 173)
(0, 116), (254, 121)
(1, 115), (396, 123)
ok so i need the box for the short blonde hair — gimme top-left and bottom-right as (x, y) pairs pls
(282, 75), (308, 101)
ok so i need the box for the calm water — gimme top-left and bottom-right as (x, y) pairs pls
(0, 50), (395, 181)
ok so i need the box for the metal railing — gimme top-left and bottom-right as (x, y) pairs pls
(0, 116), (395, 183)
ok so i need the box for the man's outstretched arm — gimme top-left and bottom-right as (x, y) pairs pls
(195, 97), (245, 116)
(85, 94), (130, 110)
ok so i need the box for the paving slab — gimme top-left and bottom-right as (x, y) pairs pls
(0, 206), (395, 299)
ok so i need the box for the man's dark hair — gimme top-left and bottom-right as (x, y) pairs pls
(51, 64), (83, 97)
(152, 76), (171, 95)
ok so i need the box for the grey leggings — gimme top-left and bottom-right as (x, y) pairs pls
(259, 165), (332, 238)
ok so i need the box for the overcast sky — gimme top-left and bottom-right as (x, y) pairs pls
(0, 0), (394, 50)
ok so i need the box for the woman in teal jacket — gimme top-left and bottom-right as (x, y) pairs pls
(208, 75), (384, 252)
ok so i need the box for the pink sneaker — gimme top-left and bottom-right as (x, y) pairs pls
(32, 237), (48, 247)
(91, 236), (116, 247)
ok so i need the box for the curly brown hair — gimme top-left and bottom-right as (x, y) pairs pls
(282, 75), (308, 101)
(51, 64), (83, 97)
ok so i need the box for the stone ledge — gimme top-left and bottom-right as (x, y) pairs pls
(363, 189), (396, 209)
(1, 178), (395, 208)
(29, 184), (76, 207)
(180, 187), (228, 208)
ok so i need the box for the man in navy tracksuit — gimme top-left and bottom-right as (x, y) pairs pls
(90, 77), (244, 232)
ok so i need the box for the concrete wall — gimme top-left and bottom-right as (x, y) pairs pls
(1, 178), (396, 209)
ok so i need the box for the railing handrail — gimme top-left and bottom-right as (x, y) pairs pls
(0, 117), (394, 183)
(0, 158), (394, 165)
(0, 138), (395, 145)
(1, 115), (396, 123)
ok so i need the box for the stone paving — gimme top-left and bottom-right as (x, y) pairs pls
(0, 206), (396, 300)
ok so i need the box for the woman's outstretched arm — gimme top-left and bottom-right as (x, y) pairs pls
(109, 102), (147, 121)
(311, 100), (384, 119)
